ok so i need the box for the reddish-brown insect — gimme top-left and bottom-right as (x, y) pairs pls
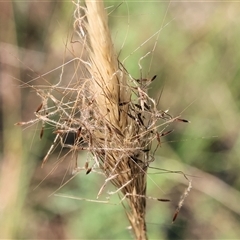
(172, 209), (180, 223)
(40, 127), (44, 139)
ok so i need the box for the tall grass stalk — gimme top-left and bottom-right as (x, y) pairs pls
(74, 1), (149, 238)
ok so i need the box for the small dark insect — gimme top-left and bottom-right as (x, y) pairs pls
(128, 193), (170, 203)
(141, 148), (150, 153)
(150, 75), (157, 82)
(172, 209), (180, 223)
(175, 118), (190, 123)
(35, 103), (43, 113)
(86, 168), (92, 175)
(158, 198), (170, 202)
(40, 127), (44, 139)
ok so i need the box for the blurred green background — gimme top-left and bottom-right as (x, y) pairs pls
(1, 1), (240, 239)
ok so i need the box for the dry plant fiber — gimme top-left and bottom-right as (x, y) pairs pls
(15, 1), (191, 239)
